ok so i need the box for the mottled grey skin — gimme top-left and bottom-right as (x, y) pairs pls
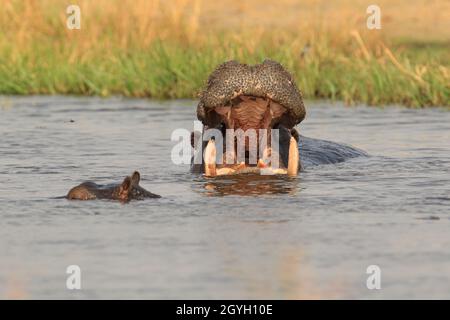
(67, 171), (160, 202)
(197, 59), (306, 129)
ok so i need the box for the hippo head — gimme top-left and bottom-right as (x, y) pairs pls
(117, 171), (160, 201)
(196, 59), (305, 176)
(67, 171), (161, 201)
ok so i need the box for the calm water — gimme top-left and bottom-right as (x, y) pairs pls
(0, 96), (449, 299)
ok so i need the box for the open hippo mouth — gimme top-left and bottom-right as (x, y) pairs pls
(195, 60), (306, 176)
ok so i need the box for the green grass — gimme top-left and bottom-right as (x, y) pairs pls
(1, 0), (448, 107)
(0, 38), (448, 107)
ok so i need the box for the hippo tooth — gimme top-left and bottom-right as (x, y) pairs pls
(257, 159), (267, 168)
(260, 167), (287, 175)
(272, 168), (288, 175)
(204, 139), (217, 177)
(261, 147), (272, 165)
(287, 137), (299, 176)
(216, 167), (236, 175)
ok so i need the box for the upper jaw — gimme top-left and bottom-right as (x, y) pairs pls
(212, 95), (288, 132)
(197, 59), (306, 129)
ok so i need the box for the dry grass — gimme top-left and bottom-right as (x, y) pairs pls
(0, 0), (448, 106)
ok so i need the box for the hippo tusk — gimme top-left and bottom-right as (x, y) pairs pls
(204, 139), (217, 177)
(261, 146), (273, 166)
(287, 137), (299, 176)
(216, 167), (236, 175)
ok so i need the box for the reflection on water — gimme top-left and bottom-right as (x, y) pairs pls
(1, 96), (450, 299)
(198, 174), (299, 197)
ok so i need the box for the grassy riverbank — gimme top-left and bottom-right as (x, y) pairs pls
(0, 0), (449, 107)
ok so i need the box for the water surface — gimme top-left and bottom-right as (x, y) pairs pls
(0, 96), (449, 299)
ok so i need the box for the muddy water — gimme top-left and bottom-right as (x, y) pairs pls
(0, 96), (449, 299)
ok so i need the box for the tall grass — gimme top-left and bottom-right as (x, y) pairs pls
(0, 0), (448, 106)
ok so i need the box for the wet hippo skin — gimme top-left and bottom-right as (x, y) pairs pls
(67, 171), (160, 202)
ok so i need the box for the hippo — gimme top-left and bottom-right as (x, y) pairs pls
(191, 59), (366, 176)
(67, 171), (160, 201)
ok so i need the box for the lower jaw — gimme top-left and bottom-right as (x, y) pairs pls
(213, 163), (289, 176)
(215, 167), (289, 176)
(204, 136), (299, 177)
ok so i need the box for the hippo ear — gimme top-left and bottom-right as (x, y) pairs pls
(130, 171), (140, 186)
(121, 176), (131, 191)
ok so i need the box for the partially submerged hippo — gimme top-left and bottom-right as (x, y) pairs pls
(67, 171), (160, 202)
(192, 59), (366, 176)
